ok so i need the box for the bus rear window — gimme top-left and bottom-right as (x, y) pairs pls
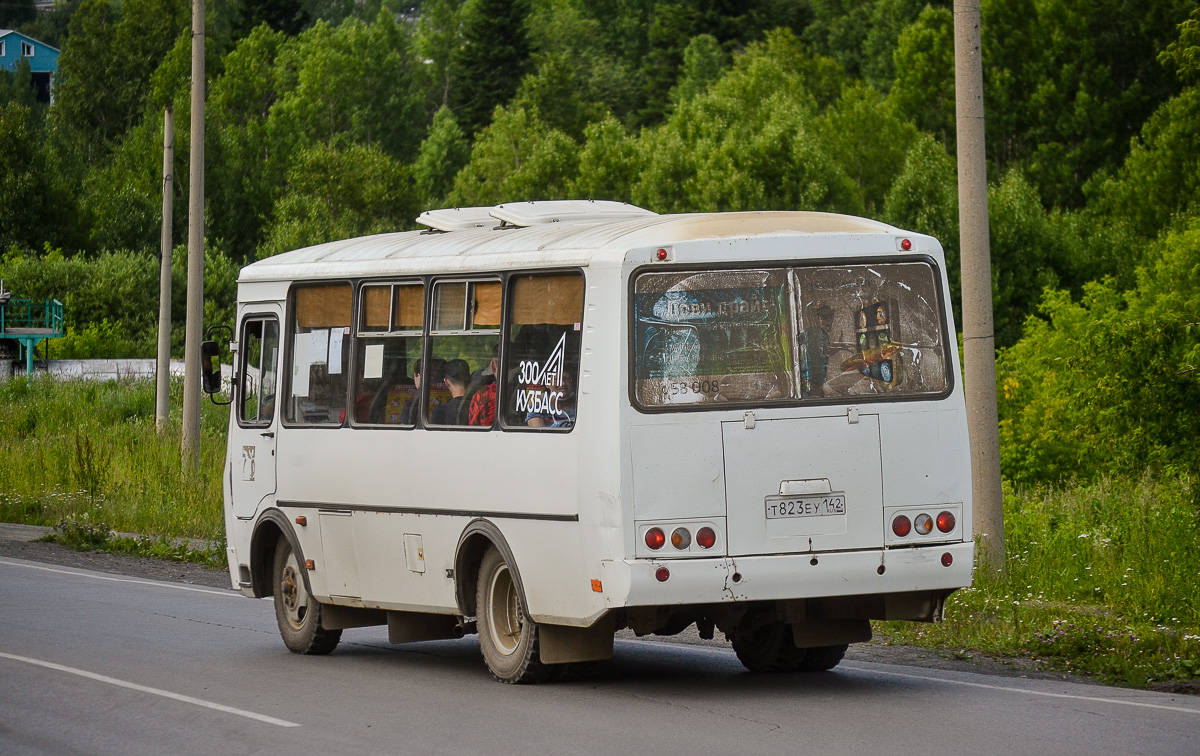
(633, 262), (950, 408)
(633, 269), (795, 406)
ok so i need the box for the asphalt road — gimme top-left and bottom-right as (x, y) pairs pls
(2, 554), (1198, 756)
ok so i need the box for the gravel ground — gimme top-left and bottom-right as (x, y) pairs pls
(7, 521), (1189, 691)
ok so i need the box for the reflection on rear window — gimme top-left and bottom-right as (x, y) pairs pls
(633, 262), (949, 408)
(634, 270), (795, 406)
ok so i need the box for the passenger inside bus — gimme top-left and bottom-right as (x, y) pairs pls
(431, 358), (470, 425)
(400, 357), (443, 425)
(467, 347), (499, 426)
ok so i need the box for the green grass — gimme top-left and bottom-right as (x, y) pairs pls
(1, 375), (1197, 688)
(878, 474), (1200, 687)
(0, 374), (228, 543)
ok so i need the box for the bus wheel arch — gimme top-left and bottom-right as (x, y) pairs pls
(250, 509), (306, 599)
(453, 519), (528, 620)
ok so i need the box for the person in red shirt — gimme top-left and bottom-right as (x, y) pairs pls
(468, 350), (498, 426)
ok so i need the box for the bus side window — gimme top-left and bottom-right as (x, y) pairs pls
(354, 282), (424, 426)
(426, 279), (501, 428)
(239, 317), (278, 425)
(284, 283), (352, 425)
(503, 272), (584, 430)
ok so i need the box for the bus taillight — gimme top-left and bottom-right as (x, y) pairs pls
(914, 513), (934, 535)
(645, 527), (665, 550)
(937, 511), (956, 533)
(891, 515), (912, 537)
(696, 527), (716, 549)
(671, 527), (691, 549)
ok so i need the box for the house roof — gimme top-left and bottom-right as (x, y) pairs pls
(0, 30), (60, 52)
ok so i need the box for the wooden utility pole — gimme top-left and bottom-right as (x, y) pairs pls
(182, 0), (205, 466)
(155, 107), (174, 434)
(953, 0), (1005, 568)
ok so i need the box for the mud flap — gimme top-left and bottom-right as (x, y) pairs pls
(791, 618), (872, 649)
(539, 615), (616, 665)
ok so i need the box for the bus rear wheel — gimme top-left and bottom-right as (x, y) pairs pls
(730, 620), (804, 672)
(273, 535), (341, 655)
(797, 643), (848, 671)
(476, 547), (552, 684)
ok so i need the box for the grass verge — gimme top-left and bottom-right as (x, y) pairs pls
(877, 474), (1200, 688)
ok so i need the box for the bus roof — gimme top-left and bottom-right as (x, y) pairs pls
(239, 209), (902, 283)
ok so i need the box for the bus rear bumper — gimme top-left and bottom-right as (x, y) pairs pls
(600, 542), (974, 608)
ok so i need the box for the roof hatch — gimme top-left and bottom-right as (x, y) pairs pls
(416, 200), (658, 232)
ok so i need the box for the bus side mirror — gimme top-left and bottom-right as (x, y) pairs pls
(201, 340), (221, 394)
(202, 325), (233, 405)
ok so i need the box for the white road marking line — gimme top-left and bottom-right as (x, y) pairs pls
(621, 639), (1200, 716)
(0, 558), (236, 597)
(839, 663), (1200, 715)
(0, 651), (300, 728)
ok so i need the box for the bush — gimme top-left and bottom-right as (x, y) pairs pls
(997, 219), (1200, 486)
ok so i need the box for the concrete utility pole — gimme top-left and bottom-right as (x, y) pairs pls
(182, 0), (205, 467)
(155, 107), (174, 434)
(953, 0), (1005, 569)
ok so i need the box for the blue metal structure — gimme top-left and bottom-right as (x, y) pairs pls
(0, 296), (64, 374)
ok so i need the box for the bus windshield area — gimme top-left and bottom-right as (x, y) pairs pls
(633, 261), (949, 408)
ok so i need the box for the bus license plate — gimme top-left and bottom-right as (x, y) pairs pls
(765, 493), (847, 519)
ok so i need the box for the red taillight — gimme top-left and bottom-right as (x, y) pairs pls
(914, 513), (933, 535)
(891, 515), (911, 537)
(656, 248), (668, 260)
(671, 527), (691, 549)
(655, 567), (670, 582)
(900, 238), (912, 251)
(937, 511), (956, 533)
(645, 527), (665, 550)
(941, 552), (953, 567)
(696, 527), (716, 549)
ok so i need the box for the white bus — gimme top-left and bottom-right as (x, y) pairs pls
(208, 200), (973, 683)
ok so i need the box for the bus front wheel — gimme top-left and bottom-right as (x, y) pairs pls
(272, 535), (341, 655)
(476, 547), (552, 684)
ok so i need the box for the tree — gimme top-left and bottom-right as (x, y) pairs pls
(1015, 0), (1194, 209)
(1086, 86), (1200, 244)
(449, 105), (579, 206)
(668, 34), (726, 106)
(996, 220), (1200, 486)
(52, 0), (190, 151)
(416, 0), (465, 109)
(0, 0), (36, 27)
(814, 81), (918, 215)
(1159, 6), (1200, 83)
(412, 106), (471, 209)
(0, 105), (69, 251)
(633, 30), (859, 215)
(258, 142), (419, 258)
(449, 0), (533, 135)
(888, 6), (955, 147)
(883, 132), (959, 307)
(569, 115), (642, 203)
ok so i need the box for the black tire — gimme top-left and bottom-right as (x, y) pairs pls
(730, 620), (803, 673)
(273, 535), (341, 655)
(797, 643), (848, 672)
(476, 547), (552, 684)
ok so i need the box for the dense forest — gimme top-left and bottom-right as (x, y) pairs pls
(2, 0), (1199, 488)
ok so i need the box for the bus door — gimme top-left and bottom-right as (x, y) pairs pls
(230, 307), (282, 519)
